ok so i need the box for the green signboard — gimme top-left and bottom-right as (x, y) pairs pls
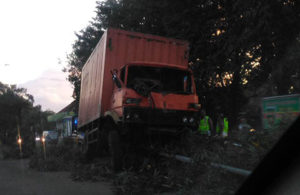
(262, 94), (300, 130)
(47, 111), (75, 122)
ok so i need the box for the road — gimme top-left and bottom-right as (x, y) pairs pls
(0, 159), (114, 195)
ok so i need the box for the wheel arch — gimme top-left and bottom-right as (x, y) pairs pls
(104, 110), (121, 125)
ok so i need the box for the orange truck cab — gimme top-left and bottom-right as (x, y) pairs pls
(78, 28), (199, 169)
(111, 62), (199, 134)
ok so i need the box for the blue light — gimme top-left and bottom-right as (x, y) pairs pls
(74, 119), (78, 125)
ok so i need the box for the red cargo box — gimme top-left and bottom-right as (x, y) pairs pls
(78, 28), (189, 127)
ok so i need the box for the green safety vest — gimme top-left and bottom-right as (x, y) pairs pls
(198, 116), (210, 134)
(216, 118), (229, 133)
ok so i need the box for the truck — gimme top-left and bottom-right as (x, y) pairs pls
(41, 130), (58, 144)
(78, 28), (200, 170)
(262, 94), (300, 130)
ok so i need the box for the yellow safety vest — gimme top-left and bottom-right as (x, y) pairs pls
(216, 118), (229, 134)
(224, 118), (229, 133)
(198, 116), (210, 134)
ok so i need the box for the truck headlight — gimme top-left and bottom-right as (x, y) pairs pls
(189, 117), (195, 123)
(182, 117), (188, 123)
(189, 103), (201, 109)
(133, 113), (139, 119)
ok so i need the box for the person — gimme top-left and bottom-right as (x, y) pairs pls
(216, 113), (229, 138)
(197, 109), (213, 136)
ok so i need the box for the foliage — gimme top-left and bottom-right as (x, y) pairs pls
(64, 20), (104, 113)
(0, 82), (55, 157)
(71, 158), (112, 182)
(108, 128), (282, 194)
(29, 144), (82, 172)
(27, 128), (287, 194)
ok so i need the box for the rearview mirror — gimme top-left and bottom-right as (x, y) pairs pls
(112, 74), (122, 88)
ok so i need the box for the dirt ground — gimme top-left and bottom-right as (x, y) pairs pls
(0, 159), (113, 195)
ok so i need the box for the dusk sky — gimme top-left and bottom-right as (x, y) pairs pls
(0, 0), (98, 112)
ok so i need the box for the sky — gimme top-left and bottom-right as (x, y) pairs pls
(0, 0), (98, 112)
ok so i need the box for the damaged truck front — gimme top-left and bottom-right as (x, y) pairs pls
(78, 28), (200, 170)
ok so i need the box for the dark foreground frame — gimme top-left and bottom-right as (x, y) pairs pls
(236, 116), (300, 194)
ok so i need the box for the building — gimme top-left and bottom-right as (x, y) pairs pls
(47, 101), (78, 143)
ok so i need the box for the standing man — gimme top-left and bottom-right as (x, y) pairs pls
(216, 113), (229, 138)
(198, 109), (214, 136)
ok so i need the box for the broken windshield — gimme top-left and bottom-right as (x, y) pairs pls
(126, 65), (193, 95)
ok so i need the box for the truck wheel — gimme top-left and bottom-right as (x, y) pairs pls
(108, 130), (122, 172)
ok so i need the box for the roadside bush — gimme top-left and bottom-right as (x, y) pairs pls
(112, 126), (288, 194)
(1, 141), (34, 159)
(71, 158), (112, 182)
(1, 145), (21, 159)
(28, 126), (288, 194)
(29, 143), (82, 172)
(29, 141), (113, 182)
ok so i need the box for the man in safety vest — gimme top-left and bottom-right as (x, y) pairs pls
(216, 113), (229, 138)
(198, 109), (213, 136)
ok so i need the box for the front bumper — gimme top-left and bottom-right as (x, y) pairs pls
(123, 106), (197, 132)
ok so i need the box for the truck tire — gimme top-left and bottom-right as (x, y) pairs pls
(108, 130), (122, 172)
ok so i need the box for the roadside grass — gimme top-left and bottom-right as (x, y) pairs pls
(112, 127), (286, 194)
(1, 142), (34, 159)
(29, 142), (113, 181)
(29, 143), (82, 172)
(1, 145), (22, 159)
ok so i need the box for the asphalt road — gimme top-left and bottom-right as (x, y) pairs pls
(0, 159), (114, 195)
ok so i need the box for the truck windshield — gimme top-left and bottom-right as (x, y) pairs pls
(127, 65), (193, 94)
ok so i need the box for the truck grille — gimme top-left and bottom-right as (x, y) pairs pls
(123, 106), (197, 126)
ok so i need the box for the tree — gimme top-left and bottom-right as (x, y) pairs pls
(0, 82), (54, 156)
(65, 0), (300, 124)
(65, 20), (104, 113)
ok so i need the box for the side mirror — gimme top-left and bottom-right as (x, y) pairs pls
(111, 70), (122, 88)
(112, 74), (122, 88)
